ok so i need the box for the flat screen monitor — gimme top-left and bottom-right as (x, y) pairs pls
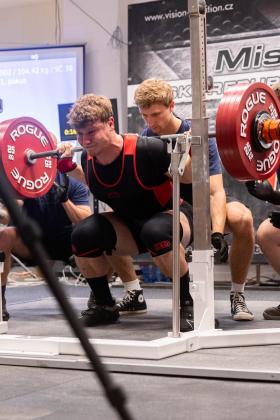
(0, 44), (85, 143)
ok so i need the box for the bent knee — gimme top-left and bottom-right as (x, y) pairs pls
(227, 203), (254, 234)
(0, 227), (17, 251)
(140, 213), (177, 256)
(256, 219), (276, 246)
(140, 212), (189, 256)
(71, 214), (117, 257)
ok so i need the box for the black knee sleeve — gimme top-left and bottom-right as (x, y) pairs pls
(71, 214), (117, 257)
(140, 213), (183, 256)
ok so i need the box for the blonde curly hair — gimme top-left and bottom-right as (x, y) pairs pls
(134, 79), (174, 109)
(67, 94), (113, 128)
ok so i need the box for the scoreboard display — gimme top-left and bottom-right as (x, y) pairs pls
(58, 103), (76, 142)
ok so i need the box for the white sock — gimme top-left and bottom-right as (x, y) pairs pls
(231, 282), (245, 293)
(123, 279), (141, 292)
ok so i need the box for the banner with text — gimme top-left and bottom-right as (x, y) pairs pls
(128, 0), (280, 231)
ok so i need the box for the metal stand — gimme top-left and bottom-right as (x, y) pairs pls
(188, 0), (215, 332)
(186, 0), (280, 346)
(166, 132), (191, 337)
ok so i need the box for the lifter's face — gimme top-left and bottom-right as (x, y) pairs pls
(76, 117), (114, 158)
(139, 102), (174, 135)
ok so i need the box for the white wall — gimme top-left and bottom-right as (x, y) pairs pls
(61, 0), (153, 131)
(0, 0), (56, 46)
(61, 0), (123, 125)
(0, 0), (153, 132)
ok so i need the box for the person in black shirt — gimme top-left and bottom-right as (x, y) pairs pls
(58, 93), (194, 329)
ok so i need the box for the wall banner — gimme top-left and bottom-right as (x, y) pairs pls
(128, 0), (280, 232)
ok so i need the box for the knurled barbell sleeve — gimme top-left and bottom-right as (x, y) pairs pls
(28, 146), (84, 161)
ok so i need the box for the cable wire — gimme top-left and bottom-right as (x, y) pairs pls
(55, 0), (62, 44)
(68, 0), (128, 46)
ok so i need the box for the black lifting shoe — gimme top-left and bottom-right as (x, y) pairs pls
(180, 300), (220, 331)
(1, 295), (10, 322)
(180, 305), (219, 331)
(87, 291), (117, 309)
(80, 304), (119, 327)
(180, 301), (194, 332)
(87, 291), (96, 309)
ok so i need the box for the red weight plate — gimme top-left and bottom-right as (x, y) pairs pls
(216, 94), (236, 173)
(217, 83), (280, 180)
(234, 83), (280, 180)
(0, 117), (57, 198)
(216, 84), (249, 176)
(222, 85), (253, 178)
(217, 84), (264, 179)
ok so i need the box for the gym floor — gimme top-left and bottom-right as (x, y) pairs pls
(1, 272), (280, 420)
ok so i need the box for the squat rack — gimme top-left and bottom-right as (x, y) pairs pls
(1, 0), (280, 382)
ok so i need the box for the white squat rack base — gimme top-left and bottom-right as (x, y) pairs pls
(0, 327), (280, 360)
(1, 251), (280, 382)
(0, 321), (8, 334)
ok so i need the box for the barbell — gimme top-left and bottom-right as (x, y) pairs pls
(0, 116), (84, 198)
(0, 82), (280, 199)
(0, 117), (57, 199)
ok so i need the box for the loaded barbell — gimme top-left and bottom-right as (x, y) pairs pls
(0, 117), (57, 199)
(0, 117), (83, 199)
(0, 82), (280, 199)
(216, 82), (280, 180)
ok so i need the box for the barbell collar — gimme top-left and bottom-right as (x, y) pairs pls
(253, 111), (273, 152)
(261, 119), (280, 142)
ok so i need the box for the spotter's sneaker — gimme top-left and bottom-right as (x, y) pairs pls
(80, 305), (119, 327)
(263, 304), (280, 320)
(117, 289), (147, 314)
(230, 292), (254, 321)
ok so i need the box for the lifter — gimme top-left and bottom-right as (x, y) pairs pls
(58, 93), (194, 330)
